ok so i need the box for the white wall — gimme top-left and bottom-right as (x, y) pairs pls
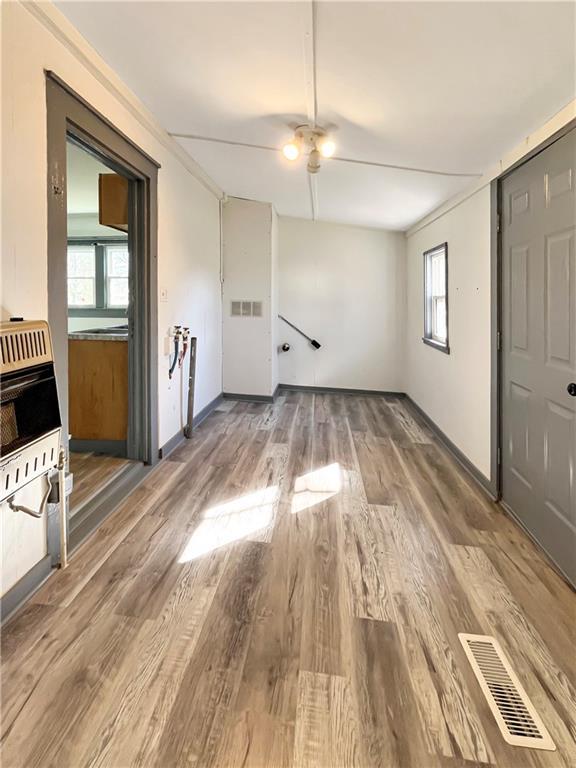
(404, 100), (576, 481)
(405, 188), (492, 478)
(1, 1), (223, 594)
(278, 217), (406, 392)
(222, 198), (276, 397)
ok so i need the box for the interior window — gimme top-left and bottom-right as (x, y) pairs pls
(67, 245), (96, 307)
(423, 242), (449, 353)
(106, 245), (129, 308)
(67, 240), (129, 315)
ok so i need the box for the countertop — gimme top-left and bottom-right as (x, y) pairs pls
(68, 332), (128, 341)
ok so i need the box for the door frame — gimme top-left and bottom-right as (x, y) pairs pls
(46, 73), (160, 543)
(492, 117), (576, 500)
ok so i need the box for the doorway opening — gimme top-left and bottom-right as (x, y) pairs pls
(66, 140), (134, 514)
(47, 73), (159, 551)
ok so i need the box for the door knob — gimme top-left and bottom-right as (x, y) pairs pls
(568, 382), (576, 397)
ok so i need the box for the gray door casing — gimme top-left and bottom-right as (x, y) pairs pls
(501, 128), (576, 585)
(46, 73), (159, 468)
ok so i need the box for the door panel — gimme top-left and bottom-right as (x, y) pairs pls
(507, 381), (533, 488)
(510, 245), (529, 352)
(501, 128), (576, 585)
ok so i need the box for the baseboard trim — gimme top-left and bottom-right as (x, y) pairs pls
(158, 429), (184, 460)
(404, 395), (496, 500)
(193, 393), (224, 427)
(279, 384), (406, 397)
(158, 394), (224, 459)
(1, 554), (53, 624)
(223, 392), (275, 403)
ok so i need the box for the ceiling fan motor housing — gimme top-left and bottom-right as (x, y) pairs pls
(295, 125), (327, 174)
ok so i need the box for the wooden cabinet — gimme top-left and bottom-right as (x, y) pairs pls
(99, 173), (129, 233)
(68, 339), (128, 440)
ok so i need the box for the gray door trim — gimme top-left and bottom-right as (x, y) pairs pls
(498, 118), (576, 183)
(492, 117), (576, 502)
(490, 179), (501, 499)
(493, 121), (576, 587)
(46, 73), (159, 556)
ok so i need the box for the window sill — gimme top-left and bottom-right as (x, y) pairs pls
(69, 308), (127, 318)
(422, 337), (450, 355)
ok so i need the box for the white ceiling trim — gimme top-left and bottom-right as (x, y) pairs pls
(24, 0), (224, 200)
(407, 99), (576, 237)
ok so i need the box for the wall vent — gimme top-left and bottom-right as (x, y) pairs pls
(231, 300), (263, 318)
(459, 634), (556, 751)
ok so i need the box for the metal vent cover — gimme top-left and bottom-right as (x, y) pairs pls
(230, 301), (263, 318)
(459, 634), (556, 751)
(0, 321), (53, 374)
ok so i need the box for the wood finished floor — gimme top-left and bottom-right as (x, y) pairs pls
(2, 392), (575, 768)
(69, 452), (133, 514)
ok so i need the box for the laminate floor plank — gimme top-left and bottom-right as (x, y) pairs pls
(2, 391), (574, 768)
(153, 540), (268, 768)
(293, 670), (364, 768)
(350, 617), (432, 768)
(69, 452), (134, 513)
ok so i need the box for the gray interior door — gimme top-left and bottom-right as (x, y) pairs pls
(501, 128), (576, 585)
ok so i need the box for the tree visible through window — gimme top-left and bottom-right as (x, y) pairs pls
(67, 245), (96, 307)
(106, 245), (129, 308)
(423, 242), (449, 353)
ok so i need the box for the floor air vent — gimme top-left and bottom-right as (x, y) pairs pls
(459, 634), (555, 751)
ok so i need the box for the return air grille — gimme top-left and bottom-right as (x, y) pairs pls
(459, 633), (556, 751)
(230, 300), (263, 318)
(0, 322), (52, 374)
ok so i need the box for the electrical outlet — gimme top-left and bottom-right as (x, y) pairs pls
(160, 287), (168, 302)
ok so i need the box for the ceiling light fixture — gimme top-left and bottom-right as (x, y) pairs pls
(317, 137), (336, 158)
(281, 125), (335, 174)
(282, 141), (300, 161)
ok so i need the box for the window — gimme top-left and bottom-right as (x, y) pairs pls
(67, 240), (129, 316)
(106, 245), (129, 308)
(67, 245), (96, 307)
(423, 242), (449, 353)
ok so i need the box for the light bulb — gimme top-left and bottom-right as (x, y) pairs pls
(318, 137), (335, 158)
(282, 141), (300, 161)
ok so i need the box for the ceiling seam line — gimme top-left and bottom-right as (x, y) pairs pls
(169, 133), (481, 178)
(311, 0), (318, 128)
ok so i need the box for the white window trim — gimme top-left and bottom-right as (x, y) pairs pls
(423, 242), (450, 354)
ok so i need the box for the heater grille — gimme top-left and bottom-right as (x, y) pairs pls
(459, 633), (556, 751)
(0, 322), (52, 373)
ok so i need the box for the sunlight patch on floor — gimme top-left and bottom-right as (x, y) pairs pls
(178, 485), (279, 561)
(291, 462), (342, 514)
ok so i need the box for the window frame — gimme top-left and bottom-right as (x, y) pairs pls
(66, 243), (97, 309)
(67, 237), (129, 318)
(422, 242), (450, 354)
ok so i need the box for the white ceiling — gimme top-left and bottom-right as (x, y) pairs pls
(57, 1), (575, 230)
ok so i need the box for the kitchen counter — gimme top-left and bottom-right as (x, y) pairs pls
(68, 332), (128, 341)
